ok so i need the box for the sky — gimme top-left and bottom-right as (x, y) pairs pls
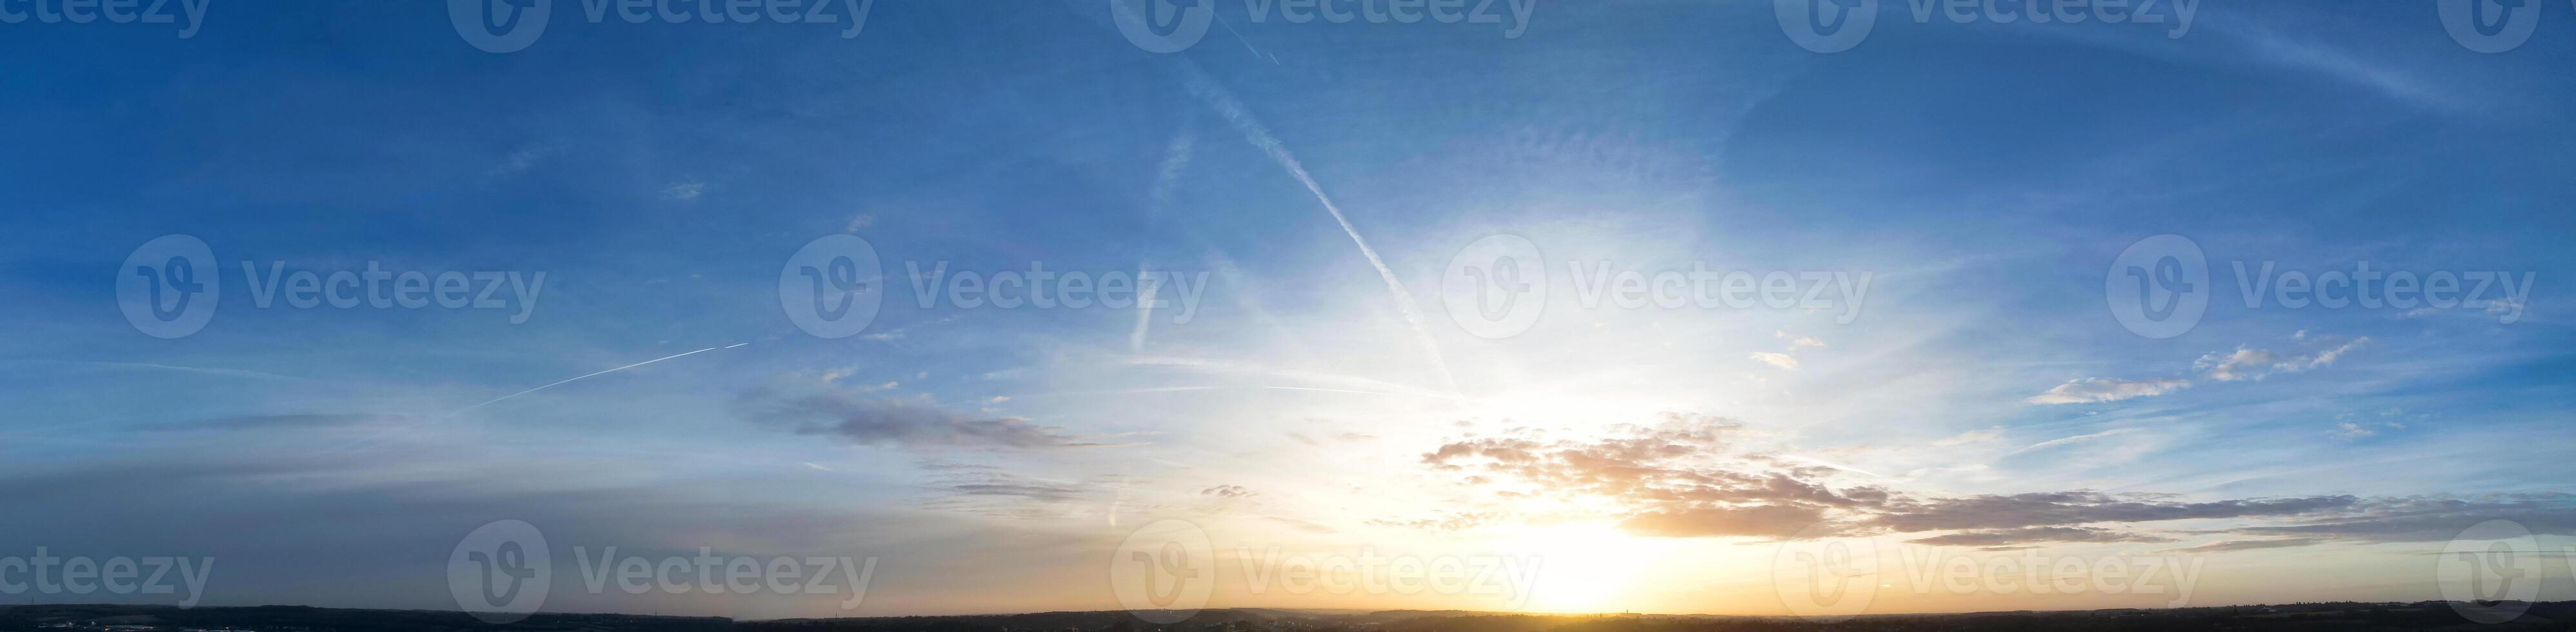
(3, 0), (2576, 622)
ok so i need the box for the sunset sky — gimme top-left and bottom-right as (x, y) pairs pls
(4, 0), (2575, 621)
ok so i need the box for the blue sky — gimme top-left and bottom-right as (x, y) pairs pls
(3, 0), (2575, 620)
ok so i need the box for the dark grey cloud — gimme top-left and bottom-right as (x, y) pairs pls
(1381, 412), (2564, 551)
(1203, 484), (1255, 499)
(1617, 505), (1828, 538)
(2231, 494), (2576, 543)
(1906, 526), (2176, 548)
(1866, 492), (2360, 532)
(738, 386), (1111, 449)
(2159, 538), (2326, 553)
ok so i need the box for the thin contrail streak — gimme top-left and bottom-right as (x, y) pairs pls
(1173, 64), (1461, 395)
(316, 342), (750, 454)
(444, 346), (728, 417)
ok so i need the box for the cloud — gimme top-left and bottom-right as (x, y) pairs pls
(2158, 538), (2325, 553)
(1618, 505), (1828, 538)
(2028, 335), (2368, 404)
(1748, 352), (1799, 370)
(1775, 330), (1825, 348)
(1203, 484), (1256, 499)
(2231, 494), (2576, 543)
(1933, 426), (2004, 446)
(737, 384), (1114, 450)
(1868, 492), (2359, 532)
(1383, 412), (2552, 553)
(2197, 338), (2369, 382)
(1906, 526), (2175, 548)
(663, 179), (705, 200)
(2026, 378), (2190, 404)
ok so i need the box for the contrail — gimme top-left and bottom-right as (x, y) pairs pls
(318, 342), (750, 453)
(1173, 63), (1461, 395)
(1130, 260), (1159, 353)
(444, 345), (731, 417)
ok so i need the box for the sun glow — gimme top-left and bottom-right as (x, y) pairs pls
(1500, 522), (1667, 613)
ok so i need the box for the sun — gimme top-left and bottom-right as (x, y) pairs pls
(1498, 522), (1664, 613)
